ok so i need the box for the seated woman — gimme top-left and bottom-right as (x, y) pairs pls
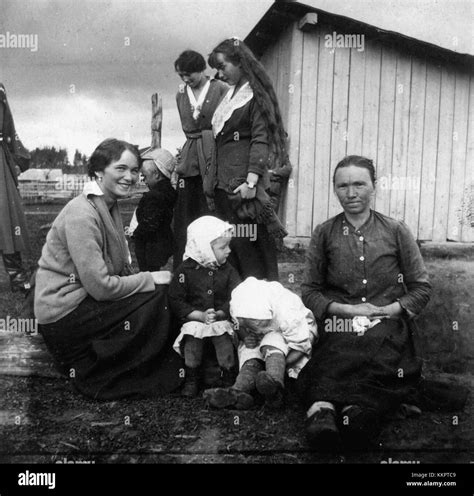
(297, 155), (433, 450)
(34, 138), (183, 400)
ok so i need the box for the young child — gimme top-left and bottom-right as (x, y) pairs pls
(203, 277), (318, 409)
(169, 216), (241, 397)
(132, 148), (177, 271)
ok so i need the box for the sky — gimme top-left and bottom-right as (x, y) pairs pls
(0, 0), (471, 163)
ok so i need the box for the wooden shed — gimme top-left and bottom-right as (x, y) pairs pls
(245, 0), (473, 244)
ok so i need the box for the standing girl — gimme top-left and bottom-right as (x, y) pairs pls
(208, 38), (289, 281)
(173, 50), (228, 270)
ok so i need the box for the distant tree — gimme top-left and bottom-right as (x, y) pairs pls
(30, 146), (69, 169)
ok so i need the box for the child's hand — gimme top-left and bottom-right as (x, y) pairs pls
(244, 333), (261, 349)
(204, 308), (217, 324)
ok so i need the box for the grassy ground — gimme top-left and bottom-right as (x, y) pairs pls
(0, 200), (472, 464)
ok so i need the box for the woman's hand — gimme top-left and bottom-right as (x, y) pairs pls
(233, 182), (257, 200)
(328, 302), (387, 319)
(151, 271), (173, 285)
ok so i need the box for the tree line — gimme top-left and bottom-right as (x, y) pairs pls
(30, 147), (88, 174)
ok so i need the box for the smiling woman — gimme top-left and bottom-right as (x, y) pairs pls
(34, 138), (183, 400)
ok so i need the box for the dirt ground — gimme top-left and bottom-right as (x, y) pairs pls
(0, 201), (472, 464)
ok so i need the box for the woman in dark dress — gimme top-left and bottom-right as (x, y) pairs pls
(34, 139), (183, 400)
(0, 83), (32, 293)
(173, 50), (228, 270)
(297, 155), (433, 449)
(208, 39), (289, 281)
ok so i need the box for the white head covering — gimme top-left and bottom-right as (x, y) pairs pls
(230, 277), (276, 320)
(184, 216), (234, 269)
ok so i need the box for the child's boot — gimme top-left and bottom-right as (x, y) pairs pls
(212, 334), (236, 387)
(256, 350), (286, 409)
(203, 359), (262, 409)
(181, 366), (201, 398)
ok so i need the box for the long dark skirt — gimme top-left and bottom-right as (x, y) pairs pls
(39, 286), (184, 400)
(214, 188), (279, 281)
(296, 319), (423, 415)
(173, 175), (210, 270)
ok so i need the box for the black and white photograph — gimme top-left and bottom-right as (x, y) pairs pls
(0, 0), (472, 485)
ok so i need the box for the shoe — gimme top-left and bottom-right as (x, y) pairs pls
(180, 367), (201, 398)
(3, 252), (30, 294)
(339, 405), (380, 448)
(256, 371), (284, 410)
(305, 408), (342, 451)
(203, 387), (254, 410)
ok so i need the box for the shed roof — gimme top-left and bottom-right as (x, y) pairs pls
(245, 0), (473, 68)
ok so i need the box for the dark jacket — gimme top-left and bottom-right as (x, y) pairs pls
(215, 98), (269, 190)
(169, 258), (241, 322)
(132, 179), (176, 243)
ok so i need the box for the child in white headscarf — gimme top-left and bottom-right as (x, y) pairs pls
(204, 277), (318, 409)
(169, 216), (241, 397)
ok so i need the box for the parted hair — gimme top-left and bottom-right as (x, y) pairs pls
(174, 50), (207, 73)
(88, 138), (141, 179)
(208, 38), (289, 169)
(333, 156), (376, 186)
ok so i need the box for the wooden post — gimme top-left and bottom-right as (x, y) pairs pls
(151, 93), (162, 149)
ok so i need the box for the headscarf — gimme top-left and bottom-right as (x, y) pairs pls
(183, 215), (234, 269)
(230, 276), (276, 320)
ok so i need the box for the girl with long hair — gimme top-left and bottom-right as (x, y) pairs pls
(208, 38), (290, 281)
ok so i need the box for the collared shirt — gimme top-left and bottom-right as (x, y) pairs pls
(301, 210), (431, 321)
(82, 179), (103, 197)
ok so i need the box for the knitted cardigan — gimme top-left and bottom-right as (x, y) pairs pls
(34, 192), (155, 324)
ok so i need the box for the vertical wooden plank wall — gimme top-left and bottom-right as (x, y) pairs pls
(447, 72), (470, 241)
(296, 30), (319, 236)
(282, 24), (303, 237)
(432, 67), (456, 242)
(261, 20), (473, 242)
(404, 60), (426, 236)
(418, 65), (441, 240)
(375, 47), (397, 216)
(462, 76), (474, 242)
(311, 28), (335, 228)
(389, 54), (411, 222)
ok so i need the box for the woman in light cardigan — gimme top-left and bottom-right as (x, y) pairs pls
(34, 138), (183, 400)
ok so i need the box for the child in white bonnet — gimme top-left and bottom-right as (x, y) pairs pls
(204, 277), (318, 409)
(168, 216), (241, 397)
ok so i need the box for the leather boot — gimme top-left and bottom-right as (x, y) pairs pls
(181, 366), (201, 398)
(2, 252), (30, 293)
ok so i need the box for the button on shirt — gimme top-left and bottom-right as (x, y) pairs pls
(301, 210), (431, 321)
(168, 258), (242, 322)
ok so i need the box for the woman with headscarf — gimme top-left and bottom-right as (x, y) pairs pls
(34, 138), (183, 400)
